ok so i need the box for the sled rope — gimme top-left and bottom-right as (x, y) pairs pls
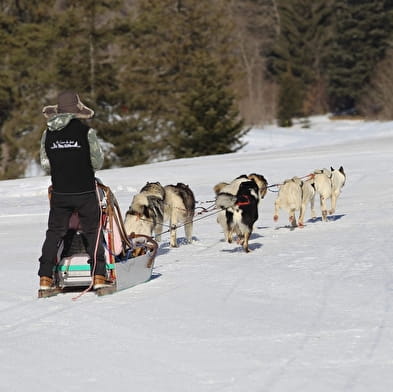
(194, 202), (217, 215)
(131, 200), (217, 230)
(157, 199), (216, 215)
(161, 201), (215, 215)
(152, 205), (231, 240)
(267, 173), (314, 192)
(125, 172), (311, 243)
(196, 199), (215, 204)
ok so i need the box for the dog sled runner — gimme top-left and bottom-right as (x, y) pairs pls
(38, 182), (158, 298)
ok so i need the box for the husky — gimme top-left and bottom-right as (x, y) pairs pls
(247, 173), (269, 199)
(214, 173), (268, 200)
(124, 182), (165, 241)
(125, 182), (195, 247)
(310, 166), (346, 221)
(273, 176), (315, 227)
(164, 183), (195, 247)
(215, 175), (260, 252)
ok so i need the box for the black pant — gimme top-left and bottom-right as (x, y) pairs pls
(38, 191), (106, 278)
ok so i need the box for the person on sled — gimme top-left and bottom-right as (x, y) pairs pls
(38, 91), (108, 291)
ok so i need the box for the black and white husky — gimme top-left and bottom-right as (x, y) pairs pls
(124, 182), (195, 247)
(214, 175), (262, 252)
(310, 166), (346, 221)
(214, 173), (268, 200)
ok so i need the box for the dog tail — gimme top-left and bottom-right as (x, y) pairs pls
(216, 192), (237, 210)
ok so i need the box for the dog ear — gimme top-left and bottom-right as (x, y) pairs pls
(292, 176), (302, 185)
(213, 182), (227, 195)
(330, 166), (334, 171)
(236, 174), (248, 180)
(339, 166), (344, 174)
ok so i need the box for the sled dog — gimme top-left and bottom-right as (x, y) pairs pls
(310, 166), (346, 221)
(215, 175), (260, 252)
(273, 176), (315, 227)
(124, 182), (165, 241)
(164, 183), (195, 247)
(247, 173), (269, 199)
(125, 182), (195, 247)
(214, 173), (268, 200)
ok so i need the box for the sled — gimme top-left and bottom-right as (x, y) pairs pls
(38, 182), (158, 298)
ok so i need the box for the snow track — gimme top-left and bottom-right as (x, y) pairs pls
(1, 118), (393, 391)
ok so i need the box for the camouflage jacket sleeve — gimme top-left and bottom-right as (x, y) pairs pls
(88, 128), (104, 171)
(40, 130), (51, 172)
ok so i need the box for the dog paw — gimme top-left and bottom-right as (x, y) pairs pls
(273, 215), (279, 222)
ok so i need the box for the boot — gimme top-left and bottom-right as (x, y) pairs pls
(40, 276), (53, 290)
(93, 275), (110, 290)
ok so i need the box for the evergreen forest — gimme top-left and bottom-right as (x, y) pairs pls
(1, 0), (393, 179)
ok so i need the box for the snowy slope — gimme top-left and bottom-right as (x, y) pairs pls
(1, 116), (393, 392)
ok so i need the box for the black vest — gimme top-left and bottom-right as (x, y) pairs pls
(45, 119), (96, 194)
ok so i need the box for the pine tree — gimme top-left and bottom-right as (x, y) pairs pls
(118, 0), (246, 160)
(170, 53), (246, 158)
(52, 0), (122, 99)
(276, 68), (303, 127)
(98, 118), (150, 167)
(0, 0), (57, 179)
(50, 0), (127, 168)
(2, 0), (129, 175)
(230, 0), (280, 124)
(269, 0), (335, 124)
(327, 0), (391, 113)
(357, 1), (393, 118)
(0, 10), (14, 125)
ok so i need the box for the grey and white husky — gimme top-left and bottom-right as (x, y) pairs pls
(163, 183), (195, 247)
(124, 181), (195, 247)
(124, 181), (165, 240)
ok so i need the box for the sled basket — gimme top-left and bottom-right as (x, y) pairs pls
(55, 236), (157, 290)
(53, 181), (158, 291)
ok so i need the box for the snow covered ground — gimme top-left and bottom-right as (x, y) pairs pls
(1, 116), (393, 392)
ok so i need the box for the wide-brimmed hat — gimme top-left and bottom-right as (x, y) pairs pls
(42, 91), (94, 119)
